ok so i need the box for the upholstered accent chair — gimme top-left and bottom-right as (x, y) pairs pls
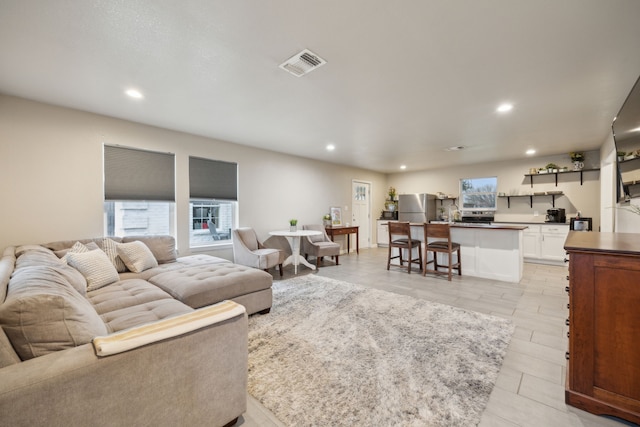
(232, 228), (284, 276)
(301, 224), (340, 267)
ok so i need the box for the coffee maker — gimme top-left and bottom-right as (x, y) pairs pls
(546, 208), (566, 223)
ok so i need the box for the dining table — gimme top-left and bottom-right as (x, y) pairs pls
(268, 229), (322, 274)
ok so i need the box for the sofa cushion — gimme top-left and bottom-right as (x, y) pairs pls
(122, 235), (177, 264)
(60, 241), (100, 263)
(12, 246), (88, 295)
(0, 328), (20, 367)
(87, 279), (178, 315)
(117, 241), (158, 273)
(102, 237), (127, 272)
(0, 270), (108, 360)
(87, 278), (193, 333)
(148, 263), (272, 309)
(98, 299), (193, 333)
(117, 254), (228, 281)
(67, 250), (120, 291)
(92, 300), (245, 356)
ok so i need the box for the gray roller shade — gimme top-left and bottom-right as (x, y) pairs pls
(189, 156), (238, 201)
(104, 145), (175, 201)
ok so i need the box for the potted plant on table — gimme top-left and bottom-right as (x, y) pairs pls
(323, 214), (331, 227)
(289, 219), (298, 232)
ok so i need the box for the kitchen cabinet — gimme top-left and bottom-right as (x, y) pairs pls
(377, 220), (389, 247)
(540, 224), (570, 262)
(522, 224), (540, 259)
(494, 223), (569, 264)
(564, 232), (640, 425)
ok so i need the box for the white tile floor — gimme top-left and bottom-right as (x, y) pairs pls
(235, 247), (635, 427)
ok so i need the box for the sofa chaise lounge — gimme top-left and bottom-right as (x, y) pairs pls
(0, 235), (273, 427)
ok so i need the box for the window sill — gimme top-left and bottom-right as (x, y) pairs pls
(189, 242), (232, 252)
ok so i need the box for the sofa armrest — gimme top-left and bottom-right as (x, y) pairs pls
(93, 300), (245, 356)
(0, 306), (248, 427)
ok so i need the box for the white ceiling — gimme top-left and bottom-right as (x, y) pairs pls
(1, 0), (640, 173)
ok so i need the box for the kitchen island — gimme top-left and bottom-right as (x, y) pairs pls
(385, 222), (527, 283)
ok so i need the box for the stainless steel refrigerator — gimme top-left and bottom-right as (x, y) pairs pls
(398, 193), (437, 223)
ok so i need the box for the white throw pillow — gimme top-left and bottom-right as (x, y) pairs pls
(66, 250), (120, 291)
(102, 237), (127, 272)
(117, 241), (158, 273)
(60, 241), (96, 263)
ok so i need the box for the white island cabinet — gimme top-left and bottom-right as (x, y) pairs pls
(395, 222), (526, 283)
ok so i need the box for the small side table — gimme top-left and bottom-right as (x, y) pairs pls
(325, 225), (359, 254)
(268, 229), (322, 274)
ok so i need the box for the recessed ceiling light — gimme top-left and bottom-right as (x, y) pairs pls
(497, 103), (513, 113)
(526, 149), (536, 155)
(444, 146), (465, 151)
(125, 89), (143, 99)
(326, 144), (335, 151)
(400, 165), (407, 170)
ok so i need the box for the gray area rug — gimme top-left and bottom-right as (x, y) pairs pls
(248, 275), (514, 427)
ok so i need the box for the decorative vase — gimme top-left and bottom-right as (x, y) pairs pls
(573, 161), (584, 171)
(323, 219), (331, 227)
(290, 225), (297, 232)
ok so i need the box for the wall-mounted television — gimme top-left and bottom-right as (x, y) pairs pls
(613, 74), (640, 202)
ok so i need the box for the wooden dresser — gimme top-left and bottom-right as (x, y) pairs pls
(564, 231), (640, 424)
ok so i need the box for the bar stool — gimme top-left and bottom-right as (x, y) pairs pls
(423, 223), (461, 281)
(387, 221), (422, 273)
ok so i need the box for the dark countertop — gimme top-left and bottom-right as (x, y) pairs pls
(564, 231), (640, 255)
(381, 220), (528, 231)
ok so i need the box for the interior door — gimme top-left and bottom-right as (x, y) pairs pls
(351, 180), (371, 249)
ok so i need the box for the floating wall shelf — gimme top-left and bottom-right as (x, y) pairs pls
(524, 168), (600, 187)
(498, 193), (564, 208)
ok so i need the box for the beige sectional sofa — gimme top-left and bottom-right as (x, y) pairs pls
(0, 235), (273, 427)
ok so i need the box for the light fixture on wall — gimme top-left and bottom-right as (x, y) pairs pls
(526, 149), (536, 155)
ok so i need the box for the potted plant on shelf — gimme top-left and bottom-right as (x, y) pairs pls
(617, 151), (627, 162)
(385, 186), (398, 211)
(569, 152), (584, 171)
(545, 163), (559, 173)
(323, 214), (331, 227)
(289, 219), (298, 232)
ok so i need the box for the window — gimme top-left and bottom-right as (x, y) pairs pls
(189, 156), (238, 247)
(104, 145), (175, 237)
(460, 176), (498, 211)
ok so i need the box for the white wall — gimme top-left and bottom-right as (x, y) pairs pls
(387, 151), (601, 229)
(599, 134), (617, 232)
(0, 95), (387, 257)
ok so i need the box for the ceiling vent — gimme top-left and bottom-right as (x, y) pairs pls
(279, 49), (326, 77)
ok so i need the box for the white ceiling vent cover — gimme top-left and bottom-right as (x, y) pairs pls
(279, 49), (326, 77)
